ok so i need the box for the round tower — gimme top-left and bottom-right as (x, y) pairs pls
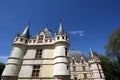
(1, 23), (30, 80)
(88, 48), (105, 80)
(53, 20), (70, 80)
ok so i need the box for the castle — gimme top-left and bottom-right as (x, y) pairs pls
(1, 20), (105, 80)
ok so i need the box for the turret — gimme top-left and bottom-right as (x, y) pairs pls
(53, 20), (70, 80)
(88, 48), (105, 80)
(14, 20), (30, 45)
(1, 21), (30, 80)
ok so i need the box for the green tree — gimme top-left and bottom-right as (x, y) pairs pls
(105, 28), (120, 67)
(0, 62), (5, 76)
(99, 55), (120, 80)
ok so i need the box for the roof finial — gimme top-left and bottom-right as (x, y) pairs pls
(58, 18), (64, 34)
(90, 48), (94, 58)
(21, 19), (31, 38)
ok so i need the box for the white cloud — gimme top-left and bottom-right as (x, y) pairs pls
(69, 30), (84, 36)
(0, 56), (8, 63)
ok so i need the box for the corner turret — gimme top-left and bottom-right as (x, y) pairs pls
(1, 20), (30, 80)
(55, 19), (69, 44)
(13, 20), (31, 45)
(88, 48), (105, 80)
(53, 19), (70, 80)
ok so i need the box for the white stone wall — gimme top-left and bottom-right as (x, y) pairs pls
(23, 49), (36, 59)
(2, 46), (25, 76)
(18, 66), (33, 77)
(53, 45), (70, 76)
(2, 65), (19, 76)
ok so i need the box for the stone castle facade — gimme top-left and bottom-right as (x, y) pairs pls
(1, 20), (105, 80)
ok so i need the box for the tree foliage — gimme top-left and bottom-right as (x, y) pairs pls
(99, 55), (120, 80)
(0, 62), (5, 76)
(105, 28), (120, 66)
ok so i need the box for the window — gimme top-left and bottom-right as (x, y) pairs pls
(57, 37), (59, 40)
(97, 64), (99, 69)
(29, 40), (31, 43)
(25, 40), (28, 43)
(45, 39), (48, 42)
(65, 48), (68, 56)
(35, 49), (42, 59)
(33, 40), (36, 43)
(72, 60), (75, 64)
(67, 65), (69, 70)
(81, 60), (84, 64)
(20, 39), (23, 42)
(73, 66), (75, 71)
(38, 38), (43, 43)
(62, 36), (64, 39)
(82, 66), (86, 71)
(32, 65), (40, 77)
(50, 39), (52, 42)
(84, 74), (87, 79)
(66, 36), (68, 40)
(74, 77), (77, 80)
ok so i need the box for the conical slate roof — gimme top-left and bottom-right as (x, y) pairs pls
(57, 19), (64, 34)
(90, 48), (94, 58)
(21, 20), (31, 38)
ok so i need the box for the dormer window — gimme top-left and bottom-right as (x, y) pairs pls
(38, 38), (43, 43)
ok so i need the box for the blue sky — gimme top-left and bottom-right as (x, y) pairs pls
(0, 0), (120, 63)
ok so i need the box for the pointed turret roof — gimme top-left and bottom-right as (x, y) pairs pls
(21, 19), (31, 38)
(44, 24), (49, 32)
(58, 19), (64, 34)
(90, 48), (94, 58)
